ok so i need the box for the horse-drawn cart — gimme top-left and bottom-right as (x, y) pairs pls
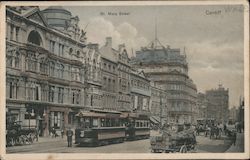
(6, 121), (38, 147)
(150, 124), (196, 153)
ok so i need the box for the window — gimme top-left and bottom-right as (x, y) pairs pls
(58, 43), (64, 56)
(9, 82), (14, 98)
(92, 118), (98, 127)
(72, 89), (80, 104)
(40, 58), (47, 74)
(28, 30), (42, 46)
(26, 53), (37, 72)
(49, 86), (55, 102)
(58, 87), (64, 103)
(49, 40), (55, 53)
(10, 25), (14, 40)
(50, 111), (64, 129)
(35, 86), (39, 101)
(58, 64), (64, 79)
(7, 51), (20, 69)
(16, 27), (19, 42)
(49, 61), (55, 76)
(90, 95), (93, 106)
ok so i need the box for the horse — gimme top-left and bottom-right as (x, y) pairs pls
(209, 126), (220, 139)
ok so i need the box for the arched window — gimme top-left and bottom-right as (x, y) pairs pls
(69, 48), (73, 55)
(27, 30), (42, 46)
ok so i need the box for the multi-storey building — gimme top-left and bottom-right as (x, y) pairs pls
(205, 84), (229, 123)
(197, 92), (217, 120)
(117, 44), (131, 111)
(150, 82), (168, 124)
(99, 37), (118, 110)
(85, 43), (102, 109)
(130, 68), (151, 114)
(131, 42), (197, 124)
(6, 6), (87, 136)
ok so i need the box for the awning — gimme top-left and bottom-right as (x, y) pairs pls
(150, 116), (160, 124)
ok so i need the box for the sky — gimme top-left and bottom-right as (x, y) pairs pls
(42, 5), (245, 108)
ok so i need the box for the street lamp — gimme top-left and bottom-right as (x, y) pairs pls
(26, 109), (35, 130)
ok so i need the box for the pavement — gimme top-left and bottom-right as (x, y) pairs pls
(195, 134), (232, 153)
(226, 132), (244, 152)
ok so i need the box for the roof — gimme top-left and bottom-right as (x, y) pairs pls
(99, 45), (118, 63)
(133, 47), (187, 65)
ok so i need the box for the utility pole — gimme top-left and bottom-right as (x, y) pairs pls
(160, 93), (163, 127)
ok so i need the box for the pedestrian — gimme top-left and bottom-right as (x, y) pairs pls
(52, 127), (55, 138)
(232, 132), (237, 146)
(61, 128), (64, 139)
(66, 127), (73, 147)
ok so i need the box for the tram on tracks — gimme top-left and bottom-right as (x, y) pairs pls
(124, 112), (150, 140)
(74, 109), (150, 146)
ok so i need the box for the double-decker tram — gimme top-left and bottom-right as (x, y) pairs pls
(75, 109), (126, 146)
(123, 112), (150, 140)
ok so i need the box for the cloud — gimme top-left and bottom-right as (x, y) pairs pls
(185, 39), (244, 107)
(80, 17), (149, 57)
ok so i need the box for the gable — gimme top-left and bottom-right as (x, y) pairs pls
(24, 8), (48, 27)
(138, 70), (146, 78)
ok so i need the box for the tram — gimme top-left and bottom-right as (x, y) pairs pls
(75, 109), (126, 146)
(75, 109), (150, 146)
(123, 112), (150, 140)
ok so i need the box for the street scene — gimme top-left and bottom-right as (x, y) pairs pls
(5, 3), (246, 154)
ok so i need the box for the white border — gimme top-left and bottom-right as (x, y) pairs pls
(0, 1), (249, 159)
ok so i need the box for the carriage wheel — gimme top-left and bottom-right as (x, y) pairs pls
(180, 145), (187, 153)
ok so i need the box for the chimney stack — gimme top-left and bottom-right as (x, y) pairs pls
(105, 37), (112, 47)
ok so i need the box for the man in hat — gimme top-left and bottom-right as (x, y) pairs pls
(66, 127), (73, 147)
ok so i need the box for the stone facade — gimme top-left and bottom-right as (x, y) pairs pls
(150, 82), (168, 124)
(131, 44), (197, 124)
(6, 6), (87, 136)
(130, 69), (151, 114)
(205, 84), (229, 123)
(99, 37), (119, 110)
(85, 43), (102, 109)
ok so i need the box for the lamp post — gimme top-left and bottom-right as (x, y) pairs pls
(27, 109), (35, 130)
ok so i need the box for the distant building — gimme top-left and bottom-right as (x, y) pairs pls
(131, 41), (197, 124)
(229, 106), (238, 123)
(197, 92), (217, 120)
(205, 84), (229, 123)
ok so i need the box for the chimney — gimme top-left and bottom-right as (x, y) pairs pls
(105, 37), (112, 47)
(118, 43), (125, 52)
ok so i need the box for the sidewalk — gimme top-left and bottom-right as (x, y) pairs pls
(226, 132), (244, 152)
(34, 136), (75, 143)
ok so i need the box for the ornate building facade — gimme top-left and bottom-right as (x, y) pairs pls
(99, 37), (118, 110)
(6, 6), (87, 136)
(130, 69), (151, 114)
(131, 43), (198, 124)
